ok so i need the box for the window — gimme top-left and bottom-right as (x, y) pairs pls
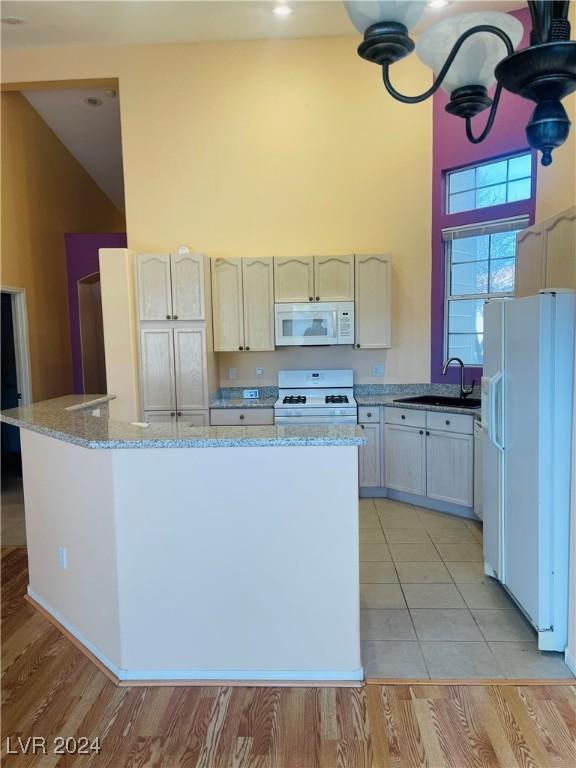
(444, 218), (528, 365)
(447, 152), (532, 214)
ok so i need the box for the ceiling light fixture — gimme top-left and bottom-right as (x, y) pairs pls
(1, 16), (24, 25)
(104, 89), (117, 98)
(344, 0), (576, 165)
(427, 0), (451, 8)
(84, 97), (103, 108)
(273, 4), (292, 17)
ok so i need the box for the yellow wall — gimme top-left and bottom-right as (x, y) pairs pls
(1, 92), (125, 401)
(2, 37), (433, 386)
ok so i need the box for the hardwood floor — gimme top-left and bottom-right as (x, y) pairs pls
(2, 546), (575, 767)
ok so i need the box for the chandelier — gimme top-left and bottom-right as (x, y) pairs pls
(344, 1), (576, 165)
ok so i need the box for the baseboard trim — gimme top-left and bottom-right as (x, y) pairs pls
(25, 590), (364, 687)
(564, 649), (576, 675)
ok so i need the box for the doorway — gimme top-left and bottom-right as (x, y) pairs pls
(78, 273), (107, 394)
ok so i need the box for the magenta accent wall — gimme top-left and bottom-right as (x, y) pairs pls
(65, 232), (127, 393)
(430, 7), (537, 385)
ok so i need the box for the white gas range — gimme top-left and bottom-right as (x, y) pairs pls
(274, 369), (358, 425)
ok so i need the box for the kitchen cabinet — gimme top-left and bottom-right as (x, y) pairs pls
(384, 423), (426, 496)
(515, 206), (576, 297)
(137, 252), (206, 321)
(354, 254), (392, 349)
(143, 410), (209, 426)
(359, 423), (381, 487)
(426, 430), (473, 507)
(273, 255), (354, 302)
(141, 327), (207, 412)
(212, 257), (274, 352)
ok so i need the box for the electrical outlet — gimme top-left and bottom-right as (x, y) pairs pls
(243, 389), (259, 399)
(256, 367), (264, 377)
(58, 546), (68, 570)
(228, 367), (237, 380)
(372, 365), (385, 377)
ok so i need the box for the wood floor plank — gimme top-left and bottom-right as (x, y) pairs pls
(2, 547), (576, 768)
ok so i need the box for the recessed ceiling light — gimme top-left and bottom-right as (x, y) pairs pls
(273, 4), (292, 17)
(84, 97), (103, 108)
(104, 89), (117, 98)
(427, 0), (451, 8)
(1, 16), (24, 25)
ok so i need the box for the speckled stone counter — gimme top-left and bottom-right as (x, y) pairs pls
(354, 384), (481, 417)
(1, 395), (365, 449)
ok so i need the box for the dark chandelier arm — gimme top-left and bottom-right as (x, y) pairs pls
(381, 24), (515, 105)
(465, 82), (504, 143)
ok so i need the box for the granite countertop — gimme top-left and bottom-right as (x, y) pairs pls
(209, 396), (277, 409)
(1, 396), (365, 449)
(355, 394), (481, 417)
(354, 383), (481, 417)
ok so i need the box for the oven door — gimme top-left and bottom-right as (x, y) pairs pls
(274, 303), (338, 346)
(274, 414), (358, 425)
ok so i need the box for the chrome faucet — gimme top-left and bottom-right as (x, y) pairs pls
(442, 357), (476, 399)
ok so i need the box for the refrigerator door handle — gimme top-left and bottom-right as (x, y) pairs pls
(488, 372), (504, 451)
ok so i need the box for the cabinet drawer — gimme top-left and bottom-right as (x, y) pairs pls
(180, 410), (209, 427)
(384, 407), (426, 428)
(426, 411), (474, 435)
(209, 408), (274, 426)
(358, 406), (381, 424)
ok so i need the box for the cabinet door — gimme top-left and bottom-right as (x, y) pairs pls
(515, 227), (544, 298)
(140, 328), (176, 410)
(179, 410), (209, 427)
(355, 254), (392, 348)
(426, 430), (473, 507)
(384, 424), (425, 496)
(543, 207), (576, 291)
(242, 258), (275, 351)
(359, 423), (381, 487)
(171, 252), (205, 320)
(273, 257), (314, 302)
(137, 254), (173, 320)
(174, 327), (207, 410)
(314, 255), (354, 301)
(144, 411), (175, 424)
(211, 258), (244, 351)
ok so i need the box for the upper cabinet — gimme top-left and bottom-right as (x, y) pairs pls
(212, 257), (275, 352)
(354, 254), (392, 349)
(136, 252), (207, 321)
(273, 255), (354, 302)
(274, 257), (314, 302)
(515, 207), (576, 298)
(314, 256), (355, 301)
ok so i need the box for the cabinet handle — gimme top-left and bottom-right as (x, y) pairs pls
(170, 412), (175, 417)
(419, 430), (424, 435)
(239, 414), (245, 420)
(355, 343), (361, 349)
(426, 431), (430, 436)
(173, 315), (178, 320)
(315, 296), (320, 302)
(367, 412), (372, 417)
(445, 419), (451, 425)
(177, 412), (182, 417)
(309, 297), (314, 302)
(360, 425), (364, 429)
(401, 414), (406, 420)
(245, 346), (250, 351)
(166, 315), (171, 320)
(239, 346), (244, 351)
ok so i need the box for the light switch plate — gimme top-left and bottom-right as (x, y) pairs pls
(372, 365), (385, 377)
(243, 389), (259, 399)
(256, 367), (264, 377)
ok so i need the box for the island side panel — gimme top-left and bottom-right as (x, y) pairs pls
(20, 430), (122, 669)
(113, 445), (361, 681)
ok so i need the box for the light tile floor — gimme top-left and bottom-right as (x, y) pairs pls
(360, 498), (574, 680)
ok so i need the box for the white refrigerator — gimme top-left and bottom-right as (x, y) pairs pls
(482, 290), (575, 652)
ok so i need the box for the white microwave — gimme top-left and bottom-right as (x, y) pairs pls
(274, 302), (355, 346)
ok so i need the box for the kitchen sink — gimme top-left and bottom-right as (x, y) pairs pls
(393, 395), (481, 409)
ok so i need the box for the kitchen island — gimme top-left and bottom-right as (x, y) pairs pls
(1, 396), (365, 684)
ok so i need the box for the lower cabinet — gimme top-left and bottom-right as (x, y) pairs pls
(384, 423), (426, 495)
(358, 423), (381, 487)
(426, 429), (473, 507)
(143, 410), (209, 426)
(209, 408), (274, 426)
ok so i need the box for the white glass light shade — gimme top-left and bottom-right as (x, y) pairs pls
(344, 1), (426, 34)
(416, 12), (523, 95)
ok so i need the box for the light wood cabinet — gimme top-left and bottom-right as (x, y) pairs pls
(137, 254), (172, 321)
(274, 257), (314, 302)
(355, 254), (392, 349)
(426, 430), (473, 507)
(515, 207), (576, 297)
(209, 408), (274, 426)
(211, 257), (274, 352)
(143, 411), (176, 424)
(173, 327), (207, 410)
(140, 328), (176, 411)
(314, 255), (355, 301)
(359, 423), (381, 487)
(137, 252), (207, 321)
(143, 409), (209, 426)
(384, 424), (426, 496)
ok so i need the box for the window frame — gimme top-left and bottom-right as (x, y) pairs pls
(442, 215), (529, 366)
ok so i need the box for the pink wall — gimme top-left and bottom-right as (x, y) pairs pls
(430, 7), (537, 384)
